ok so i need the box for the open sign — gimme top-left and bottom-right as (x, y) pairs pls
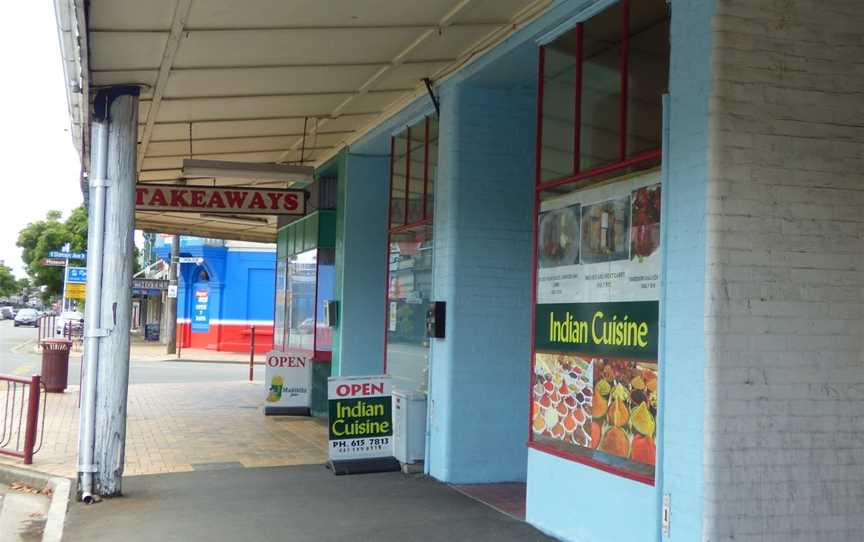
(266, 354), (307, 368)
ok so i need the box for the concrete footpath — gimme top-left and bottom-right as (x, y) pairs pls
(63, 465), (555, 542)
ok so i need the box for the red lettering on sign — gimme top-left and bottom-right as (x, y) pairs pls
(335, 381), (385, 397)
(266, 193), (281, 209)
(136, 188), (148, 206)
(267, 355), (308, 368)
(248, 192), (267, 209)
(284, 193), (299, 210)
(225, 191), (247, 208)
(190, 190), (206, 207)
(170, 190), (189, 207)
(207, 191), (226, 208)
(149, 189), (168, 206)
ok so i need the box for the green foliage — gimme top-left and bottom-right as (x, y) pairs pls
(16, 207), (88, 300)
(0, 265), (16, 297)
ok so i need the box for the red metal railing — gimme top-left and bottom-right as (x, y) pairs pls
(37, 315), (57, 346)
(0, 375), (46, 465)
(249, 325), (256, 382)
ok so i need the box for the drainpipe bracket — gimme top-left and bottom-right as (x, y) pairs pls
(89, 177), (111, 188)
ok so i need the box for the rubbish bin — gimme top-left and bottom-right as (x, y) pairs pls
(40, 339), (72, 393)
(144, 322), (160, 341)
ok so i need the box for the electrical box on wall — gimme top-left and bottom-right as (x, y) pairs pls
(323, 300), (338, 327)
(426, 301), (445, 339)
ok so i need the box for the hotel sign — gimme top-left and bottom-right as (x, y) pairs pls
(135, 184), (306, 215)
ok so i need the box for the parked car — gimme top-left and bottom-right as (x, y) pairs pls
(56, 311), (84, 336)
(297, 317), (315, 334)
(0, 306), (14, 320)
(14, 308), (40, 327)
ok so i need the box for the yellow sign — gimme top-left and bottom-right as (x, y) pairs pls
(66, 283), (87, 299)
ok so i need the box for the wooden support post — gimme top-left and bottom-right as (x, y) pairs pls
(165, 234), (180, 354)
(92, 89), (139, 497)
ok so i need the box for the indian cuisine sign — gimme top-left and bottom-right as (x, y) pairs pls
(328, 376), (393, 461)
(135, 184), (306, 215)
(536, 301), (658, 359)
(533, 169), (662, 482)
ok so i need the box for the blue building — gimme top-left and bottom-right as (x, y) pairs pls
(154, 236), (276, 353)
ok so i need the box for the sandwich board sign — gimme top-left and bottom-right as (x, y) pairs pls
(264, 351), (312, 416)
(327, 375), (400, 475)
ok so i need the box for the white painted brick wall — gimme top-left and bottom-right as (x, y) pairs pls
(704, 0), (864, 540)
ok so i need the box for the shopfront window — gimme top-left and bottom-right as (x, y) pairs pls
(386, 116), (437, 393)
(539, 0), (668, 188)
(286, 249), (317, 352)
(386, 226), (433, 392)
(531, 0), (668, 485)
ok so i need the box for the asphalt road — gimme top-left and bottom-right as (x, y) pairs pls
(0, 320), (263, 385)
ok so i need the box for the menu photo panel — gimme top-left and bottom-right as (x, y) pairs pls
(533, 169), (661, 480)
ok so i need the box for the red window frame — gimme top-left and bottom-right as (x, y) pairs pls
(383, 116), (435, 372)
(529, 0), (662, 486)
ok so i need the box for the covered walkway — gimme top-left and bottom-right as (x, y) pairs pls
(63, 465), (553, 542)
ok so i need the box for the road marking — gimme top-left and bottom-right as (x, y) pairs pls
(10, 339), (36, 354)
(14, 364), (32, 375)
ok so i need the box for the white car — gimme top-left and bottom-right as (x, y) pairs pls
(56, 311), (84, 336)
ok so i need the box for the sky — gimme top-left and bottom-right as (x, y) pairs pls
(0, 2), (84, 277)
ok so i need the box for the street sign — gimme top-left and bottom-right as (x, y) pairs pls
(66, 267), (87, 283)
(66, 283), (86, 300)
(49, 251), (86, 260)
(178, 257), (204, 264)
(40, 258), (67, 267)
(167, 285), (178, 298)
(132, 278), (169, 290)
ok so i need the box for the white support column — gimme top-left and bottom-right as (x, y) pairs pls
(92, 88), (139, 496)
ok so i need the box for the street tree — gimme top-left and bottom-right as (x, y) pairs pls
(0, 265), (16, 297)
(16, 207), (88, 300)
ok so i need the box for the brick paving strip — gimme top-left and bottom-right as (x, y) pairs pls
(0, 381), (329, 478)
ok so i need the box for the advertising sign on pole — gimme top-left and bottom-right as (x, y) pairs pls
(263, 351), (312, 416)
(66, 283), (87, 300)
(327, 375), (400, 475)
(66, 267), (88, 283)
(191, 287), (209, 332)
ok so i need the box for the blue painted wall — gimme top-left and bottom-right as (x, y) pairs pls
(338, 0), (716, 538)
(154, 240), (276, 324)
(426, 79), (536, 483)
(332, 152), (390, 377)
(527, 449), (656, 541)
(220, 251), (276, 322)
(658, 1), (714, 540)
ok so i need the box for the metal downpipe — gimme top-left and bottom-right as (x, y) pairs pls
(79, 114), (109, 503)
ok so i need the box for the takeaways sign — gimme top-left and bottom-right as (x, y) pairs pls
(135, 184), (306, 215)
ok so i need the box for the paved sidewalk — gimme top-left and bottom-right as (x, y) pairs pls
(129, 341), (255, 364)
(0, 381), (328, 478)
(63, 465), (555, 542)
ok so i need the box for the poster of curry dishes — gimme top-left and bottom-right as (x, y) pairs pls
(533, 169), (661, 480)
